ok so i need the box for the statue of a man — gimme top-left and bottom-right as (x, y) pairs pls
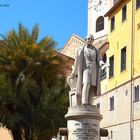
(70, 34), (105, 105)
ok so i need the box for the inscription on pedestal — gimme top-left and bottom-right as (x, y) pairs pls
(72, 125), (98, 139)
(68, 120), (99, 140)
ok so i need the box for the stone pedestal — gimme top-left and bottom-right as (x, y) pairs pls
(65, 105), (102, 140)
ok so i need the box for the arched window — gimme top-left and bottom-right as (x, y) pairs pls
(96, 16), (104, 32)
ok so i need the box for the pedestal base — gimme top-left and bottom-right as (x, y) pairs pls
(65, 105), (102, 140)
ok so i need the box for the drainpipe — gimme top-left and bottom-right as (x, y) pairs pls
(130, 0), (135, 140)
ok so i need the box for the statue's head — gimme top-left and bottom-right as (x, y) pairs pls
(85, 34), (94, 45)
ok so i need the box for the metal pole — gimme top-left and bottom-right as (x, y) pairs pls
(130, 0), (135, 140)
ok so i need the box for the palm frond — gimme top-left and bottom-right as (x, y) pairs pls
(31, 25), (39, 42)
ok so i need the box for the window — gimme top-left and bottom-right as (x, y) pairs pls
(111, 130), (113, 139)
(97, 103), (100, 109)
(101, 54), (107, 80)
(121, 47), (126, 72)
(96, 16), (104, 32)
(110, 96), (114, 111)
(122, 5), (127, 22)
(97, 103), (100, 112)
(109, 55), (114, 78)
(136, 0), (140, 10)
(110, 16), (115, 32)
(134, 85), (139, 102)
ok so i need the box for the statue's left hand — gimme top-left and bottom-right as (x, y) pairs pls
(99, 60), (105, 67)
(101, 62), (110, 70)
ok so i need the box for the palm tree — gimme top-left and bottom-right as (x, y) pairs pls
(0, 24), (68, 140)
(0, 24), (64, 88)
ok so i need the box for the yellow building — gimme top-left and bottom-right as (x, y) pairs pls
(93, 0), (140, 139)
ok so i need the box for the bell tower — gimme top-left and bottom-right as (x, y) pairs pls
(88, 0), (113, 40)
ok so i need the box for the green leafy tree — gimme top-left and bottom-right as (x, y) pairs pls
(0, 24), (69, 140)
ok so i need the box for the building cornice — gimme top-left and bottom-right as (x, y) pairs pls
(104, 0), (130, 17)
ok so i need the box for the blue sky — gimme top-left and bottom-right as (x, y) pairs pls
(0, 0), (87, 50)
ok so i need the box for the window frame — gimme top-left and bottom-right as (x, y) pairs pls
(97, 103), (100, 110)
(110, 16), (115, 32)
(120, 47), (126, 72)
(110, 96), (114, 111)
(133, 85), (139, 102)
(122, 5), (127, 22)
(111, 130), (113, 139)
(136, 0), (140, 10)
(96, 16), (104, 32)
(109, 55), (114, 78)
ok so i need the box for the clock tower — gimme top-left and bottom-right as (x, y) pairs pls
(88, 0), (113, 41)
